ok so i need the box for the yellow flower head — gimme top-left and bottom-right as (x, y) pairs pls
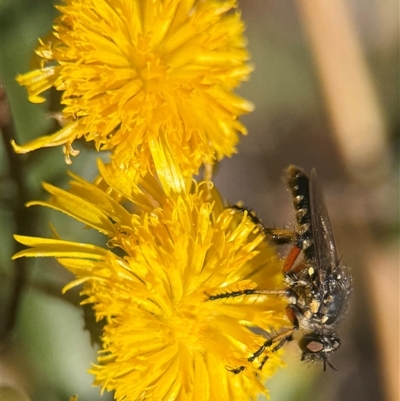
(13, 162), (287, 400)
(14, 0), (253, 179)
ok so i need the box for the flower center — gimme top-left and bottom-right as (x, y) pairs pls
(168, 302), (207, 351)
(133, 35), (168, 87)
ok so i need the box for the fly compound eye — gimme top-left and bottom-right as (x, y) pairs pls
(306, 340), (324, 353)
(299, 334), (341, 355)
(299, 334), (325, 354)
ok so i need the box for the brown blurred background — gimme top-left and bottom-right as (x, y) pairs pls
(1, 1), (399, 401)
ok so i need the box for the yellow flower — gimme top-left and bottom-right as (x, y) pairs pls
(13, 162), (287, 400)
(14, 0), (253, 181)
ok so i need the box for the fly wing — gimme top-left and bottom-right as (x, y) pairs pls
(309, 168), (339, 279)
(310, 169), (352, 324)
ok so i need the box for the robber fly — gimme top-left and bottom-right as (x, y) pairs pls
(208, 165), (352, 372)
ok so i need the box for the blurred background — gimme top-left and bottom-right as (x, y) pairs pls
(1, 1), (398, 401)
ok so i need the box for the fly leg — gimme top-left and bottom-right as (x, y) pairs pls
(228, 205), (310, 273)
(259, 334), (292, 370)
(207, 288), (289, 301)
(226, 324), (297, 375)
(247, 303), (300, 363)
(227, 304), (301, 374)
(229, 205), (297, 244)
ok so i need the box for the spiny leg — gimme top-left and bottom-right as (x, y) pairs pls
(207, 288), (289, 301)
(259, 333), (292, 370)
(216, 206), (310, 373)
(226, 326), (298, 374)
(229, 205), (297, 244)
(208, 286), (295, 374)
(227, 205), (308, 273)
(247, 326), (298, 363)
(226, 304), (301, 374)
(226, 365), (246, 374)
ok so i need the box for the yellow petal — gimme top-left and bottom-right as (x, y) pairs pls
(13, 235), (108, 260)
(26, 182), (117, 237)
(148, 131), (185, 195)
(12, 120), (80, 153)
(16, 67), (59, 103)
